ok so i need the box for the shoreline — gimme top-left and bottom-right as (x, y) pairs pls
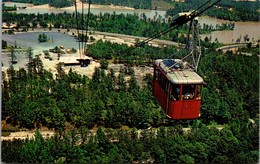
(62, 4), (135, 11)
(26, 4), (56, 10)
(15, 1), (136, 11)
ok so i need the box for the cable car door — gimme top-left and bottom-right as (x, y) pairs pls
(180, 85), (200, 119)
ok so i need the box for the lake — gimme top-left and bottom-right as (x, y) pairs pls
(6, 2), (166, 19)
(4, 2), (260, 44)
(198, 16), (260, 44)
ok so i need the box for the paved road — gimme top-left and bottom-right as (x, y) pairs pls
(3, 28), (182, 47)
(93, 31), (183, 47)
(216, 44), (247, 51)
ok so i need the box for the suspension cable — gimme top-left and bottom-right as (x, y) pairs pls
(120, 0), (222, 56)
(74, 0), (81, 59)
(123, 22), (185, 56)
(193, 0), (222, 19)
(84, 0), (91, 54)
(81, 0), (84, 57)
(190, 0), (212, 16)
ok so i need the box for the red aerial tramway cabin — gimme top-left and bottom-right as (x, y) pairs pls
(153, 59), (203, 119)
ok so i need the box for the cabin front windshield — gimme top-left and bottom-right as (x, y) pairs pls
(182, 85), (195, 100)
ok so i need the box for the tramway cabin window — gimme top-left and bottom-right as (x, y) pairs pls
(182, 85), (195, 100)
(171, 85), (180, 101)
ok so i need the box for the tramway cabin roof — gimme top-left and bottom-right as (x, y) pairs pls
(155, 59), (203, 85)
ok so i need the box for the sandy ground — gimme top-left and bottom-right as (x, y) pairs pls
(1, 130), (55, 141)
(40, 49), (101, 79)
(108, 64), (153, 87)
(25, 0), (135, 11)
(26, 4), (55, 10)
(62, 3), (134, 10)
(1, 126), (226, 141)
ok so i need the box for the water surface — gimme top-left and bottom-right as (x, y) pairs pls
(2, 32), (79, 54)
(198, 16), (260, 43)
(13, 3), (166, 19)
(5, 2), (260, 44)
(4, 2), (30, 8)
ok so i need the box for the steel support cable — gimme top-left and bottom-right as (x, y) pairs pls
(166, 49), (186, 59)
(169, 51), (193, 69)
(117, 0), (222, 57)
(133, 0), (210, 49)
(185, 20), (193, 49)
(189, 0), (213, 16)
(74, 0), (81, 59)
(122, 21), (189, 57)
(118, 5), (198, 55)
(135, 27), (173, 46)
(133, 23), (184, 48)
(125, 9), (197, 54)
(192, 0), (222, 19)
(166, 0), (222, 71)
(122, 26), (176, 55)
(84, 0), (91, 54)
(81, 0), (84, 56)
(195, 21), (202, 72)
(191, 20), (197, 69)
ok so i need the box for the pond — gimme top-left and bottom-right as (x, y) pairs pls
(2, 32), (79, 54)
(2, 32), (80, 70)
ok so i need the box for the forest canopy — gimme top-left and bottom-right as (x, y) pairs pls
(1, 32), (259, 164)
(1, 0), (259, 162)
(2, 123), (259, 163)
(2, 43), (259, 130)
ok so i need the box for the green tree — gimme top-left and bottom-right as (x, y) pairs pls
(56, 63), (65, 79)
(38, 33), (47, 42)
(32, 56), (44, 74)
(9, 46), (16, 65)
(2, 40), (7, 49)
(95, 127), (111, 153)
(100, 59), (108, 69)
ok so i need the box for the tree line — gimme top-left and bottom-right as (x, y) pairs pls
(3, 11), (223, 44)
(2, 3), (16, 11)
(4, 0), (152, 9)
(90, 0), (152, 9)
(2, 121), (259, 163)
